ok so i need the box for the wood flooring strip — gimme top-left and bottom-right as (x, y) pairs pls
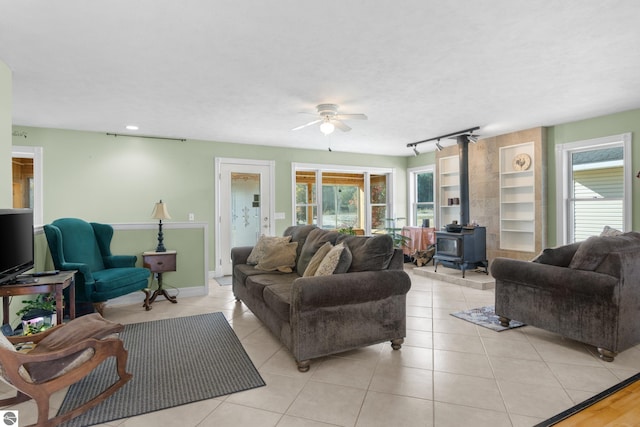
(554, 379), (640, 426)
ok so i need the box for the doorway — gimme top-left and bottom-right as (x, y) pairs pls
(215, 158), (275, 276)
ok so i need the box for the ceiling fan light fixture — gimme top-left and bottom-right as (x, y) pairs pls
(320, 120), (335, 135)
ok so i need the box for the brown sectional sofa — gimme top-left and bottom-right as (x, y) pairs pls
(491, 231), (640, 361)
(231, 225), (411, 372)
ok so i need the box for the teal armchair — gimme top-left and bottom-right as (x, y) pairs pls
(44, 218), (151, 315)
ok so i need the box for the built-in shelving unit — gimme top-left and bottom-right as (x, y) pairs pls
(499, 142), (535, 251)
(438, 155), (460, 228)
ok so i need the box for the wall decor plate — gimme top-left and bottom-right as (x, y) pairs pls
(512, 153), (531, 171)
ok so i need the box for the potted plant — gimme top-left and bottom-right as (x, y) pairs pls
(16, 294), (57, 335)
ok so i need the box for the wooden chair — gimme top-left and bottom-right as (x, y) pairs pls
(0, 313), (132, 427)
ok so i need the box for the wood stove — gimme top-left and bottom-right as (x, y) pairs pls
(433, 227), (488, 278)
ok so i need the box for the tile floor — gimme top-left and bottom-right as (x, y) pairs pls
(4, 266), (640, 427)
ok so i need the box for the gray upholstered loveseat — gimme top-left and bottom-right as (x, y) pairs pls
(231, 225), (411, 372)
(491, 231), (640, 361)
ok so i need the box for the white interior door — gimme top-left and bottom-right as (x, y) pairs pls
(216, 158), (274, 276)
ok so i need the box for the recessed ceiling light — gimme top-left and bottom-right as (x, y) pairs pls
(125, 125), (139, 131)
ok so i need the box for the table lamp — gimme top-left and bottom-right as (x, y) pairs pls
(151, 199), (171, 252)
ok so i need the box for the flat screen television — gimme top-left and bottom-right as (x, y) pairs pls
(0, 209), (34, 285)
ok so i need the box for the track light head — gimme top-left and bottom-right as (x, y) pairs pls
(435, 140), (443, 151)
(413, 146), (419, 156)
(467, 134), (478, 143)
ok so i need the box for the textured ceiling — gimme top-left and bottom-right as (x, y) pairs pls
(1, 1), (640, 156)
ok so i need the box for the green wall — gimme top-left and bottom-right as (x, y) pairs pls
(12, 126), (409, 271)
(0, 61), (11, 206)
(545, 108), (640, 245)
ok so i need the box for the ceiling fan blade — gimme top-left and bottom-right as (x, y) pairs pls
(333, 120), (352, 132)
(335, 113), (367, 121)
(291, 119), (322, 131)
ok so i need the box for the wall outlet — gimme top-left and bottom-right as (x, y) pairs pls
(188, 213), (195, 221)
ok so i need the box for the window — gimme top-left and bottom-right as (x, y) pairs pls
(12, 145), (43, 226)
(556, 133), (631, 244)
(408, 166), (435, 227)
(293, 164), (395, 235)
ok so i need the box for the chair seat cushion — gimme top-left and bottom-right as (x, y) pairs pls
(25, 313), (124, 383)
(92, 267), (150, 292)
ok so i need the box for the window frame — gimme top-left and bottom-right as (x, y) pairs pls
(12, 145), (43, 226)
(292, 163), (396, 234)
(407, 164), (435, 227)
(555, 133), (631, 244)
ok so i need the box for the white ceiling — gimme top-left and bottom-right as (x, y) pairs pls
(2, 1), (640, 156)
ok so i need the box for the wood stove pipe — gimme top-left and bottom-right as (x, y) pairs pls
(456, 135), (470, 227)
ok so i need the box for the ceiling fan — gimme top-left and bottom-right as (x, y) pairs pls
(292, 104), (367, 135)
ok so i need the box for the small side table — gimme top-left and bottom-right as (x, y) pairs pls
(143, 250), (177, 306)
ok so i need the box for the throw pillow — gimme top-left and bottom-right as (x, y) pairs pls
(314, 242), (346, 276)
(247, 235), (292, 265)
(255, 241), (299, 273)
(569, 232), (640, 271)
(333, 243), (352, 274)
(600, 226), (623, 237)
(531, 242), (582, 267)
(303, 241), (333, 277)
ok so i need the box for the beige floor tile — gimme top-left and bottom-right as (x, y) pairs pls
(404, 329), (433, 349)
(406, 290), (432, 307)
(119, 399), (221, 427)
(406, 315), (433, 332)
(498, 380), (574, 419)
(199, 401), (282, 427)
(310, 356), (377, 389)
(378, 343), (433, 370)
(489, 356), (561, 387)
(276, 415), (342, 427)
(433, 350), (494, 378)
(433, 371), (506, 412)
(547, 362), (622, 392)
(434, 401), (511, 427)
(369, 364), (434, 400)
(433, 332), (485, 354)
(225, 372), (308, 413)
(432, 316), (479, 336)
(286, 381), (367, 426)
(356, 391), (433, 427)
(482, 335), (542, 359)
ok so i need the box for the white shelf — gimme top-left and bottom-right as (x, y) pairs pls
(438, 155), (460, 228)
(499, 142), (535, 252)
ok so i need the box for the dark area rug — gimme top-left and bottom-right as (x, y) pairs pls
(58, 312), (265, 427)
(451, 305), (525, 332)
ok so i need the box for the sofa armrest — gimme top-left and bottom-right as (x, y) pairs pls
(491, 257), (618, 296)
(291, 270), (411, 311)
(231, 246), (254, 267)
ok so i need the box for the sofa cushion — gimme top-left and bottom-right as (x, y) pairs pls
(296, 228), (340, 275)
(263, 282), (293, 322)
(247, 235), (292, 265)
(284, 225), (318, 264)
(92, 268), (150, 292)
(532, 242), (582, 267)
(569, 232), (640, 271)
(337, 233), (394, 272)
(303, 241), (333, 277)
(314, 243), (352, 276)
(256, 242), (299, 273)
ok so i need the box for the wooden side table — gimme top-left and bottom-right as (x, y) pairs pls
(0, 270), (76, 326)
(143, 250), (177, 305)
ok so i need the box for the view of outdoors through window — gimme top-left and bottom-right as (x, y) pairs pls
(571, 147), (624, 241)
(12, 157), (34, 209)
(414, 171), (434, 227)
(295, 170), (389, 234)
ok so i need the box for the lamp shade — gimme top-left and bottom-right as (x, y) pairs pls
(151, 200), (171, 220)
